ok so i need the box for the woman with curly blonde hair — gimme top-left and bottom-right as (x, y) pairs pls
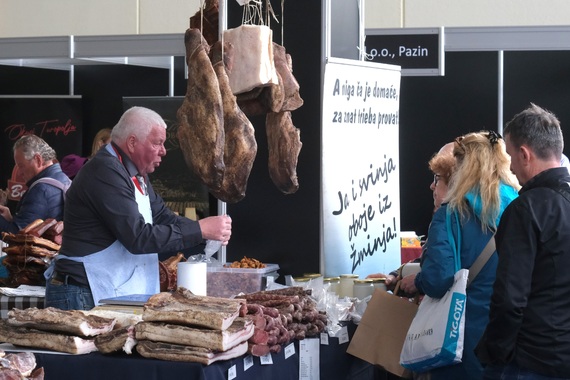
(446, 132), (520, 232)
(402, 131), (520, 380)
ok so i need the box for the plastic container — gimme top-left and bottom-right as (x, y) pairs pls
(324, 277), (340, 295)
(207, 263), (279, 298)
(370, 277), (387, 292)
(353, 279), (375, 299)
(339, 274), (359, 298)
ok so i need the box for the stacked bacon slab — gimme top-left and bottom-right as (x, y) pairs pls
(134, 287), (253, 364)
(1, 219), (63, 286)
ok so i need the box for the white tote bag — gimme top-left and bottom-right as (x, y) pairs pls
(399, 268), (468, 372)
(400, 210), (467, 372)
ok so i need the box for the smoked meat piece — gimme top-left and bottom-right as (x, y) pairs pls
(266, 111), (302, 194)
(189, 0), (219, 46)
(273, 43), (304, 112)
(135, 317), (253, 352)
(209, 41), (257, 203)
(0, 320), (97, 355)
(1, 233), (60, 252)
(142, 288), (244, 331)
(7, 307), (116, 337)
(94, 325), (137, 354)
(136, 340), (248, 365)
(177, 28), (225, 192)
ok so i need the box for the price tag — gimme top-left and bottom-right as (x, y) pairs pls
(284, 342), (296, 359)
(228, 365), (237, 380)
(320, 332), (329, 345)
(299, 338), (320, 379)
(260, 353), (273, 365)
(243, 355), (254, 371)
(338, 325), (350, 344)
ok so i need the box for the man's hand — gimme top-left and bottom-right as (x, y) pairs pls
(198, 214), (232, 245)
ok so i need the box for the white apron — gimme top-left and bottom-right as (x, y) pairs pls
(49, 145), (159, 305)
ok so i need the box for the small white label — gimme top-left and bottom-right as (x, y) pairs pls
(320, 332), (329, 345)
(243, 355), (254, 371)
(260, 353), (273, 365)
(284, 342), (296, 358)
(228, 365), (237, 380)
(299, 338), (320, 379)
(338, 325), (350, 344)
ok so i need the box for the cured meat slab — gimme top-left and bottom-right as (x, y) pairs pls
(189, 0), (219, 46)
(177, 28), (225, 192)
(94, 326), (137, 354)
(273, 43), (303, 112)
(135, 317), (253, 352)
(209, 41), (258, 203)
(142, 288), (244, 331)
(1, 233), (60, 252)
(223, 25), (279, 95)
(7, 308), (116, 337)
(136, 340), (248, 365)
(0, 320), (97, 355)
(266, 111), (302, 194)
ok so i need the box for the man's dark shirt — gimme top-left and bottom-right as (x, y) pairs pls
(55, 143), (203, 285)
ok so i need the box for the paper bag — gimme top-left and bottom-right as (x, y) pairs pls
(347, 288), (417, 378)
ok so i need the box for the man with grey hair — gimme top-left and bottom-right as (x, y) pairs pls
(0, 135), (71, 234)
(46, 106), (232, 310)
(476, 103), (570, 379)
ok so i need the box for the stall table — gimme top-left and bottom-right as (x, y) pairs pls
(23, 323), (396, 380)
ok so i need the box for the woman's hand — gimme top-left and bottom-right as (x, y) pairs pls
(398, 273), (418, 294)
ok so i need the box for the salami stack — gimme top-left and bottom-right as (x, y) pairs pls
(238, 287), (328, 356)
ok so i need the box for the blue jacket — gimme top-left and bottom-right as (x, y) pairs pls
(414, 185), (518, 380)
(0, 163), (71, 234)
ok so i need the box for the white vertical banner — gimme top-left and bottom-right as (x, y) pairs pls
(322, 58), (401, 278)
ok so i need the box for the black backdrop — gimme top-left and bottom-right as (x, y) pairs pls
(2, 24), (570, 278)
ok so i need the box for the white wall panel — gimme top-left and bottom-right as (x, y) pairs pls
(404, 0), (570, 28)
(139, 0), (200, 34)
(2, 0), (570, 37)
(365, 0), (403, 29)
(0, 0), (139, 37)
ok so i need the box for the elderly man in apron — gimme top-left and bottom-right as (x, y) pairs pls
(45, 106), (232, 310)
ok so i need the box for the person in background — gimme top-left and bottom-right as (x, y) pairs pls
(401, 131), (520, 380)
(61, 128), (112, 180)
(367, 142), (455, 288)
(89, 128), (112, 157)
(45, 107), (231, 311)
(0, 135), (71, 234)
(476, 104), (570, 379)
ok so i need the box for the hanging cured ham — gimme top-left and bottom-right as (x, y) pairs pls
(177, 28), (225, 192)
(189, 0), (219, 46)
(208, 41), (258, 203)
(266, 111), (302, 194)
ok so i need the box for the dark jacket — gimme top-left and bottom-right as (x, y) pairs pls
(54, 143), (203, 285)
(0, 163), (71, 234)
(477, 167), (570, 378)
